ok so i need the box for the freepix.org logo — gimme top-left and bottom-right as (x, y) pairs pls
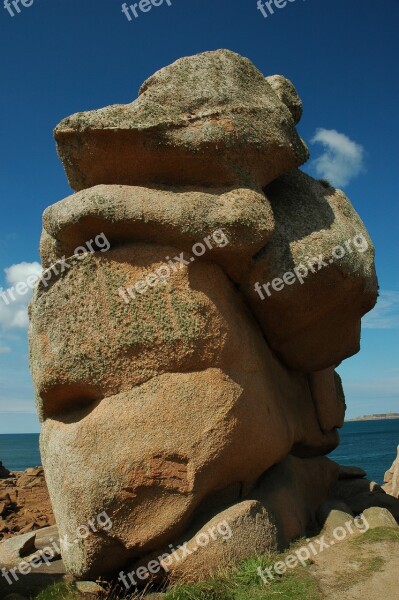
(257, 0), (304, 20)
(3, 0), (34, 17)
(254, 233), (369, 301)
(121, 0), (172, 21)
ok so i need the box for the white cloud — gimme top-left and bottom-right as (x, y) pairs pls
(363, 290), (399, 329)
(310, 128), (365, 188)
(0, 262), (42, 353)
(5, 262), (42, 287)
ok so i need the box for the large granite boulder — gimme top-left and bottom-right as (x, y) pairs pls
(54, 50), (309, 191)
(28, 49), (377, 582)
(241, 170), (378, 371)
(30, 244), (337, 577)
(39, 185), (275, 283)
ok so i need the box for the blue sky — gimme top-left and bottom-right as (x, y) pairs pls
(0, 0), (398, 432)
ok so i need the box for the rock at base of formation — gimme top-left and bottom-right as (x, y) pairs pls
(0, 526), (65, 598)
(132, 456), (338, 583)
(28, 49), (378, 581)
(383, 445), (399, 498)
(327, 472), (399, 523)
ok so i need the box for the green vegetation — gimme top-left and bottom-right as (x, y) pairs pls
(34, 582), (79, 600)
(166, 555), (322, 600)
(21, 526), (399, 599)
(333, 554), (385, 591)
(352, 526), (399, 544)
(32, 552), (322, 599)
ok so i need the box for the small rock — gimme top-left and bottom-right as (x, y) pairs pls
(317, 500), (354, 526)
(0, 520), (9, 533)
(0, 531), (36, 566)
(347, 491), (399, 522)
(18, 522), (36, 534)
(338, 466), (367, 480)
(75, 580), (105, 596)
(322, 510), (356, 534)
(329, 477), (383, 502)
(362, 507), (398, 529)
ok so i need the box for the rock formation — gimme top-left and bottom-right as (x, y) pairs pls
(384, 446), (399, 498)
(0, 467), (55, 541)
(0, 461), (11, 479)
(324, 466), (399, 524)
(28, 49), (378, 581)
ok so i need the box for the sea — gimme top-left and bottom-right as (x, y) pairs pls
(329, 419), (399, 483)
(0, 420), (398, 483)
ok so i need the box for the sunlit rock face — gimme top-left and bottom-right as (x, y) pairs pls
(54, 49), (309, 191)
(29, 49), (377, 581)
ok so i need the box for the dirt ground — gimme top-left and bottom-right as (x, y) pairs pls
(309, 527), (399, 600)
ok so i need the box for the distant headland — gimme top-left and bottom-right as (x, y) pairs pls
(346, 413), (399, 422)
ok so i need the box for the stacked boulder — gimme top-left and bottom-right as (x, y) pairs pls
(29, 50), (378, 581)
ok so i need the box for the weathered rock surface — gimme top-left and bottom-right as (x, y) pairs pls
(241, 170), (378, 371)
(30, 244), (339, 577)
(362, 507), (398, 529)
(309, 368), (346, 433)
(329, 477), (399, 523)
(265, 74), (303, 124)
(54, 50), (308, 191)
(383, 445), (399, 498)
(158, 499), (278, 583)
(0, 526), (65, 598)
(40, 184), (275, 282)
(134, 455), (338, 583)
(317, 500), (354, 527)
(320, 509), (357, 535)
(75, 581), (106, 596)
(0, 531), (36, 566)
(28, 49), (378, 582)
